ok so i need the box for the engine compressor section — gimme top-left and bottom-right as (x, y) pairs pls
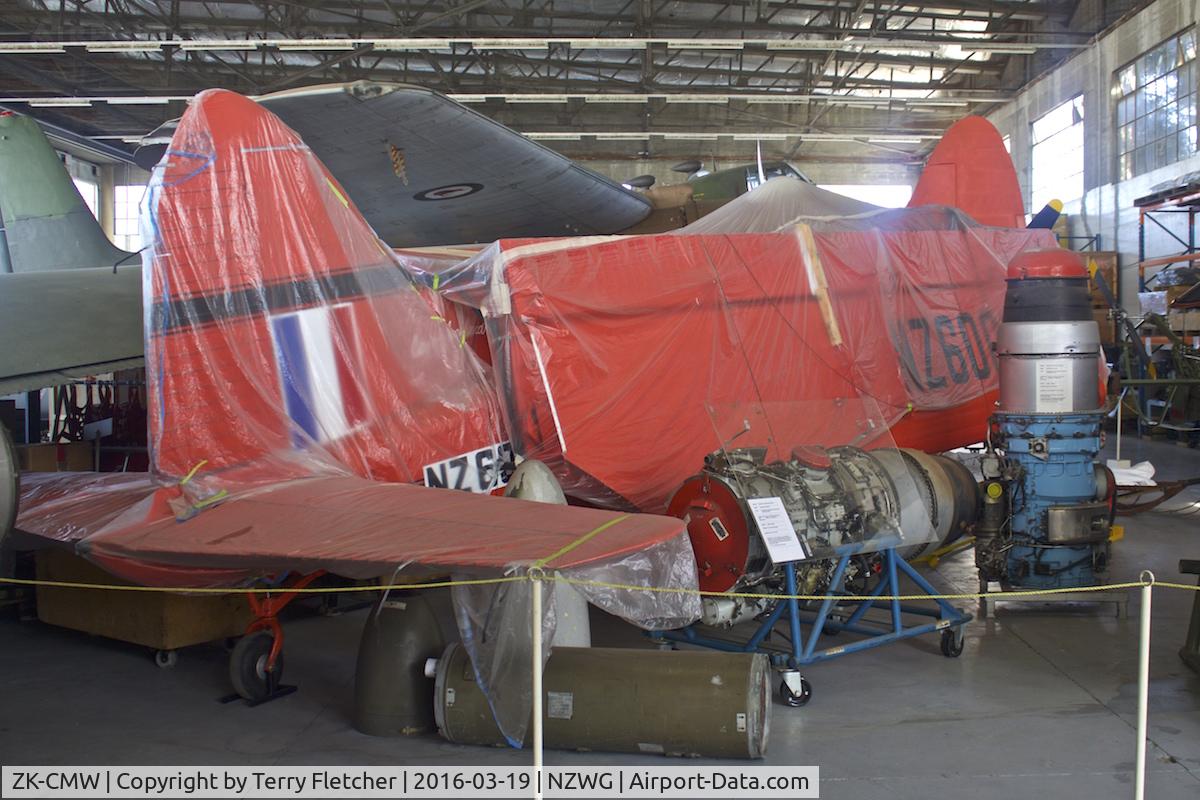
(668, 445), (977, 603)
(976, 250), (1114, 590)
(661, 443), (979, 703)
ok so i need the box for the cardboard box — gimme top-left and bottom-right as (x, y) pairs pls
(36, 549), (253, 651)
(1169, 309), (1200, 333)
(16, 441), (93, 472)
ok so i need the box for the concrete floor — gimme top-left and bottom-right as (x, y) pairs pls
(1, 434), (1198, 798)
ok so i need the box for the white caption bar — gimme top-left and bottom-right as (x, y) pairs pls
(1, 766), (819, 798)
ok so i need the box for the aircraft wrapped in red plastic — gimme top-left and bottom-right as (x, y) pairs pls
(442, 211), (1057, 512)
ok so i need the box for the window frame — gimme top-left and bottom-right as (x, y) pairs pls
(1030, 94), (1086, 211)
(1114, 28), (1197, 180)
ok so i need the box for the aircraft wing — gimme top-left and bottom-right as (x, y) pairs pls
(252, 82), (652, 246)
(0, 267), (143, 395)
(15, 472), (685, 586)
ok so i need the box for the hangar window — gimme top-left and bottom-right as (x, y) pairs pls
(1030, 95), (1085, 211)
(113, 184), (143, 252)
(72, 177), (99, 220)
(820, 184), (913, 208)
(1116, 29), (1197, 180)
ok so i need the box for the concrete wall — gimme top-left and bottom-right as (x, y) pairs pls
(988, 0), (1200, 310)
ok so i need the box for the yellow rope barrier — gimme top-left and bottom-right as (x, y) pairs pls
(0, 575), (525, 595)
(1, 573), (1194, 601)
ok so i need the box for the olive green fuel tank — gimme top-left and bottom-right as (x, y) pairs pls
(434, 643), (770, 758)
(353, 592), (444, 736)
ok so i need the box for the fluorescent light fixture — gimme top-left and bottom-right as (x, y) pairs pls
(593, 133), (649, 140)
(584, 94), (650, 103)
(766, 41), (834, 51)
(448, 94), (489, 103)
(733, 133), (789, 140)
(372, 38), (453, 50)
(658, 132), (720, 140)
(906, 98), (971, 107)
(664, 95), (729, 104)
(179, 40), (259, 51)
(28, 98), (93, 107)
(85, 42), (162, 53)
(276, 40), (357, 51)
(568, 39), (640, 49)
(868, 136), (924, 144)
(744, 95), (797, 104)
(506, 95), (569, 103)
(472, 38), (550, 50)
(105, 97), (173, 105)
(525, 132), (582, 140)
(0, 43), (66, 53)
(666, 39), (744, 50)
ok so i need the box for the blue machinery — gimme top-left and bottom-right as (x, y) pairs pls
(650, 538), (969, 705)
(976, 250), (1114, 591)
(656, 250), (1115, 703)
(661, 446), (979, 705)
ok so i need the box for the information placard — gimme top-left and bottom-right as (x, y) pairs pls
(746, 497), (810, 563)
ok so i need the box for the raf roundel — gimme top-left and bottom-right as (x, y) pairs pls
(413, 183), (484, 201)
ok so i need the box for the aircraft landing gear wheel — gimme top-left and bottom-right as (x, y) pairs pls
(154, 649), (177, 669)
(229, 632), (282, 702)
(778, 673), (812, 707)
(941, 627), (965, 658)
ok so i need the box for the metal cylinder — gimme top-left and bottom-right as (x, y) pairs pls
(434, 643), (771, 759)
(503, 459), (591, 648)
(864, 449), (978, 561)
(353, 592), (445, 736)
(996, 250), (1102, 414)
(996, 321), (1101, 413)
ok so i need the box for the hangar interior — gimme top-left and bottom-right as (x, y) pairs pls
(1, 1), (1199, 798)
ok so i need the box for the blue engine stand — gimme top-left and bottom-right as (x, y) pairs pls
(650, 541), (971, 704)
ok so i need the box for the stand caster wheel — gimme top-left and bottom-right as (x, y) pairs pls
(655, 641), (677, 652)
(229, 632), (283, 702)
(154, 649), (178, 669)
(779, 675), (812, 707)
(940, 628), (965, 658)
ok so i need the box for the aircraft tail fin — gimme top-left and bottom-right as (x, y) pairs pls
(908, 115), (1026, 228)
(143, 90), (503, 486)
(0, 111), (132, 272)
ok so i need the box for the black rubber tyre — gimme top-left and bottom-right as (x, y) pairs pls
(154, 649), (178, 669)
(779, 677), (812, 707)
(229, 632), (282, 702)
(940, 628), (965, 658)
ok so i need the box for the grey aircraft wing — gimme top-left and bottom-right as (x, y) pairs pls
(256, 82), (652, 246)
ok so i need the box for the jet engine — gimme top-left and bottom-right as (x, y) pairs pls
(976, 250), (1114, 589)
(667, 445), (978, 626)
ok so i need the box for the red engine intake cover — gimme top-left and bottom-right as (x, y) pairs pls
(667, 475), (752, 594)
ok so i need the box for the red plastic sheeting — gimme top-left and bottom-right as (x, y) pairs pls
(78, 477), (686, 580)
(144, 89), (504, 488)
(14, 89), (689, 588)
(908, 115), (1027, 229)
(451, 208), (1056, 511)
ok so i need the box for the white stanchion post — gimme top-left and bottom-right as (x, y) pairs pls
(1135, 570), (1154, 800)
(531, 572), (544, 800)
(1116, 393), (1123, 463)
